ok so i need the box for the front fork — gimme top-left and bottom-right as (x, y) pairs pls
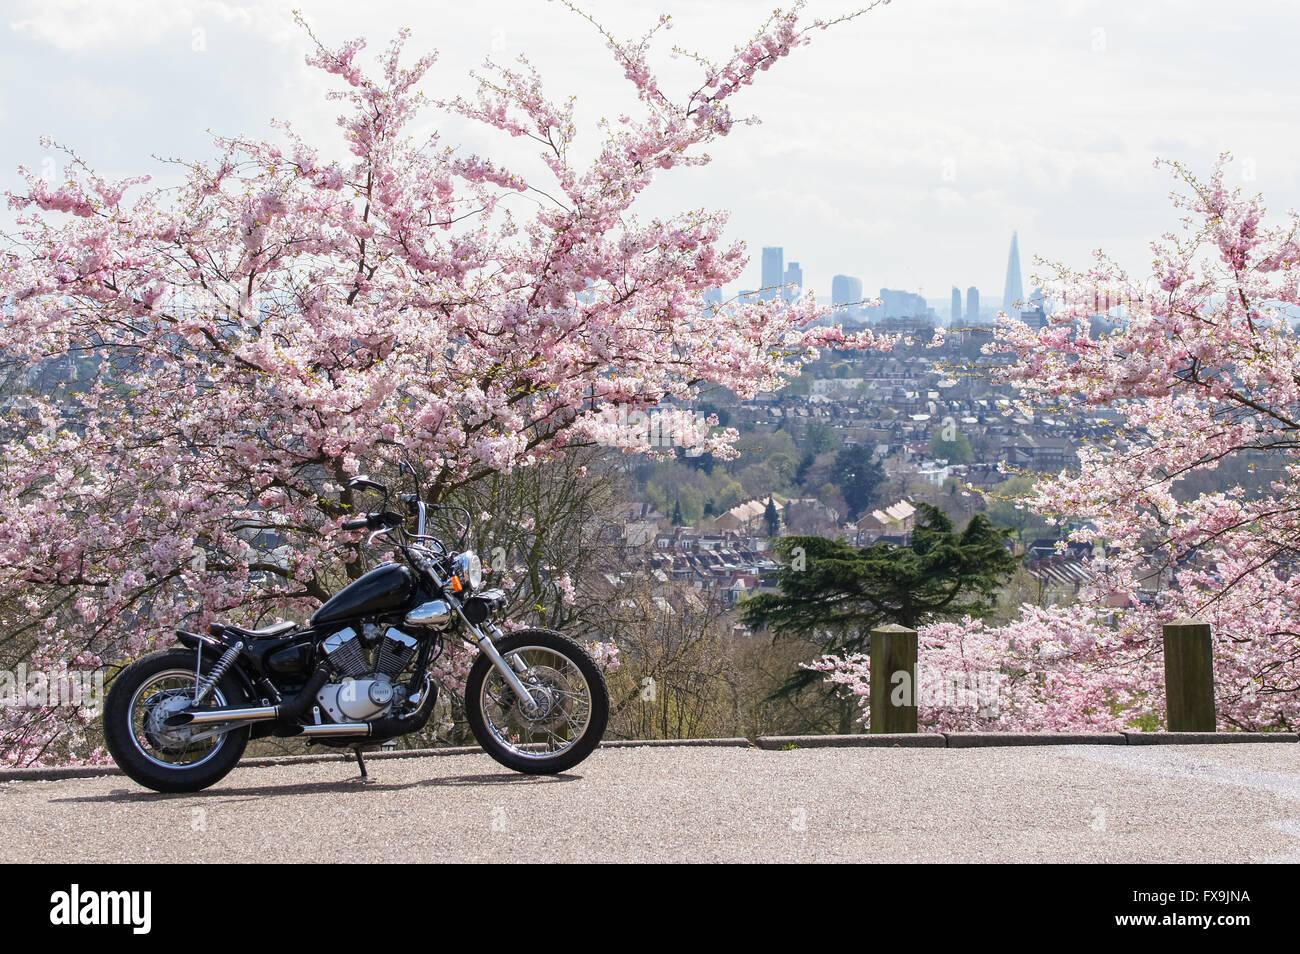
(461, 619), (539, 715)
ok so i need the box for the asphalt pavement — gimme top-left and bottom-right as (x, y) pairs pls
(2, 743), (1297, 863)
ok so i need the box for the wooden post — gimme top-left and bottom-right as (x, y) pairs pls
(1163, 618), (1216, 732)
(870, 623), (918, 734)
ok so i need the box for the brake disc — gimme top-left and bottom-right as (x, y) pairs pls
(511, 665), (571, 732)
(143, 692), (199, 753)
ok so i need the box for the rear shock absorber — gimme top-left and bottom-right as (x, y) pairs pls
(193, 641), (244, 706)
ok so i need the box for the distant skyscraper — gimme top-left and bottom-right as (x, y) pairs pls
(703, 287), (724, 307)
(783, 262), (803, 303)
(831, 275), (863, 309)
(1003, 231), (1023, 314)
(967, 286), (980, 323)
(1019, 286), (1047, 327)
(951, 286), (962, 326)
(761, 247), (783, 301)
(877, 288), (931, 320)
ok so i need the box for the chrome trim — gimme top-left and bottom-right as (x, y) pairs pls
(397, 674), (435, 717)
(300, 722), (371, 737)
(405, 599), (451, 629)
(321, 627), (360, 655)
(451, 602), (538, 714)
(170, 704), (279, 726)
(453, 550), (483, 591)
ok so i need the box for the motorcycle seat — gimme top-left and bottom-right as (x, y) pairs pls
(215, 621), (298, 640)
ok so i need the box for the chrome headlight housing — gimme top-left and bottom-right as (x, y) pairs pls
(453, 550), (483, 592)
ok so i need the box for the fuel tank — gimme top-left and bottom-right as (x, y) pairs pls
(311, 562), (417, 627)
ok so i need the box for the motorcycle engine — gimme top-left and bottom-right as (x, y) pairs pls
(316, 626), (420, 723)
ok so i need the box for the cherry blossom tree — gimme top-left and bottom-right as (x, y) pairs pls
(0, 3), (892, 764)
(812, 156), (1300, 732)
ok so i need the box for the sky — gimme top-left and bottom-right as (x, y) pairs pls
(3, 0), (1299, 314)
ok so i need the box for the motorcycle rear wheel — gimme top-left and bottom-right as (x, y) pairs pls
(104, 648), (250, 793)
(465, 629), (609, 774)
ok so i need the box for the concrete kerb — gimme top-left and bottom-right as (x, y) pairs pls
(946, 732), (1128, 747)
(5, 733), (1296, 782)
(600, 737), (752, 749)
(0, 738), (755, 783)
(1121, 731), (1299, 745)
(757, 734), (945, 749)
(759, 732), (1300, 750)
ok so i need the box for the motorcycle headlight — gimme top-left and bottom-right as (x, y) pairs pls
(454, 550), (483, 592)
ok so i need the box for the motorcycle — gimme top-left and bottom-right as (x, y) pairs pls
(103, 465), (610, 792)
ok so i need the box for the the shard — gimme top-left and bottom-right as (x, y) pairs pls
(1002, 231), (1024, 314)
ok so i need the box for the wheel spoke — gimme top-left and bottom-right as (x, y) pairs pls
(478, 643), (595, 761)
(129, 669), (231, 770)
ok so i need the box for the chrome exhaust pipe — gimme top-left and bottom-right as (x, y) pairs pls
(166, 667), (333, 727)
(166, 705), (279, 727)
(300, 722), (371, 737)
(169, 711), (373, 737)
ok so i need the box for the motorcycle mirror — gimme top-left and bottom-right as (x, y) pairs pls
(347, 476), (388, 494)
(400, 458), (423, 507)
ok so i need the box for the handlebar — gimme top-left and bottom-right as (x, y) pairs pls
(339, 505), (457, 587)
(341, 510), (406, 532)
(341, 467), (469, 576)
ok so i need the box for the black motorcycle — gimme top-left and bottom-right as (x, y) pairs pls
(103, 466), (610, 792)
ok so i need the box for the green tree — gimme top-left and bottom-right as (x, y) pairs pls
(928, 428), (973, 465)
(803, 420), (841, 456)
(796, 451), (816, 487)
(731, 429), (797, 471)
(830, 444), (885, 519)
(707, 473), (745, 513)
(672, 500), (684, 526)
(740, 504), (1019, 717)
(764, 497), (781, 537)
(736, 462), (778, 498)
(982, 475), (1051, 541)
(766, 452), (798, 487)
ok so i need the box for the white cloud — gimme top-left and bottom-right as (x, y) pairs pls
(4, 0), (1300, 300)
(7, 0), (295, 51)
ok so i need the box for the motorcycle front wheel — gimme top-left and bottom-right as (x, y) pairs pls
(465, 628), (609, 774)
(103, 648), (250, 793)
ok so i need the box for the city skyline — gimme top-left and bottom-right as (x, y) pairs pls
(4, 1), (1299, 306)
(735, 233), (1019, 324)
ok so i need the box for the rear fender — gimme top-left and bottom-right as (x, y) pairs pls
(174, 630), (258, 704)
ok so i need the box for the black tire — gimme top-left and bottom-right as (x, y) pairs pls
(103, 648), (251, 793)
(465, 628), (609, 774)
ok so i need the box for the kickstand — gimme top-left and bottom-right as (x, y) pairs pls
(353, 746), (370, 782)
